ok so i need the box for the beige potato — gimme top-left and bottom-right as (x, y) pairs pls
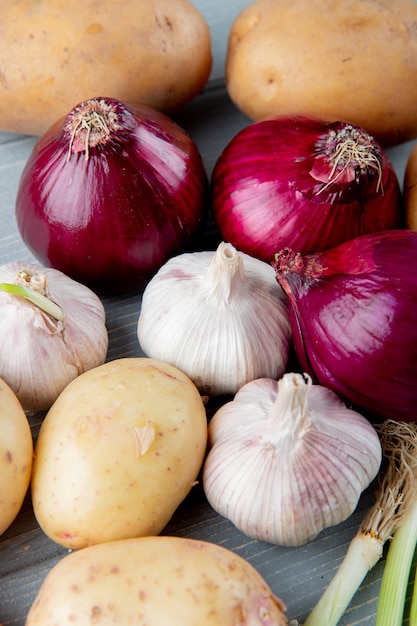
(0, 378), (33, 536)
(0, 0), (212, 136)
(26, 535), (288, 626)
(31, 358), (208, 550)
(226, 0), (417, 146)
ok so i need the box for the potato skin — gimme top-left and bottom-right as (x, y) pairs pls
(0, 0), (212, 136)
(26, 536), (288, 626)
(0, 378), (33, 536)
(31, 358), (208, 550)
(226, 0), (417, 146)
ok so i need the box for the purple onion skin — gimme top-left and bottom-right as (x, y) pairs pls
(212, 117), (403, 264)
(15, 97), (208, 294)
(273, 229), (417, 422)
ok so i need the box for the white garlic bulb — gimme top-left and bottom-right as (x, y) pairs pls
(0, 262), (108, 412)
(137, 242), (291, 396)
(203, 373), (382, 547)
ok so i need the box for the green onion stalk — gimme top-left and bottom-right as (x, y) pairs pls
(376, 501), (417, 626)
(290, 420), (417, 626)
(410, 544), (417, 626)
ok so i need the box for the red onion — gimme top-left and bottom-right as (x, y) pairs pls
(211, 117), (403, 263)
(15, 97), (208, 294)
(272, 229), (417, 422)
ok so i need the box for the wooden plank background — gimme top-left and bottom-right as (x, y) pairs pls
(0, 1), (416, 624)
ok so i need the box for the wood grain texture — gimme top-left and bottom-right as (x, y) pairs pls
(0, 1), (416, 624)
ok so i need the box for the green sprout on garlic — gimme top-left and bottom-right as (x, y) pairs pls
(0, 270), (64, 322)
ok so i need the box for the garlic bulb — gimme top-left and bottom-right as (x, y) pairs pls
(202, 373), (382, 547)
(0, 262), (108, 412)
(137, 242), (291, 396)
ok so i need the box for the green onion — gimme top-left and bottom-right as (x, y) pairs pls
(375, 420), (417, 626)
(409, 545), (417, 626)
(0, 282), (64, 321)
(300, 420), (417, 626)
(376, 500), (417, 626)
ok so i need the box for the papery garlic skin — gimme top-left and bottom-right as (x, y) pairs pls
(137, 242), (292, 396)
(0, 262), (108, 413)
(203, 373), (382, 547)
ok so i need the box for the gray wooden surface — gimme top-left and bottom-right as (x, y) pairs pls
(0, 1), (416, 625)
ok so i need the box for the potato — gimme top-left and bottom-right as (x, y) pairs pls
(31, 358), (207, 550)
(0, 378), (33, 536)
(226, 0), (417, 146)
(404, 141), (417, 230)
(26, 535), (288, 626)
(0, 0), (212, 136)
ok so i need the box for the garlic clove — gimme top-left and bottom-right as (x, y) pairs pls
(137, 242), (292, 396)
(203, 373), (382, 547)
(0, 262), (108, 412)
